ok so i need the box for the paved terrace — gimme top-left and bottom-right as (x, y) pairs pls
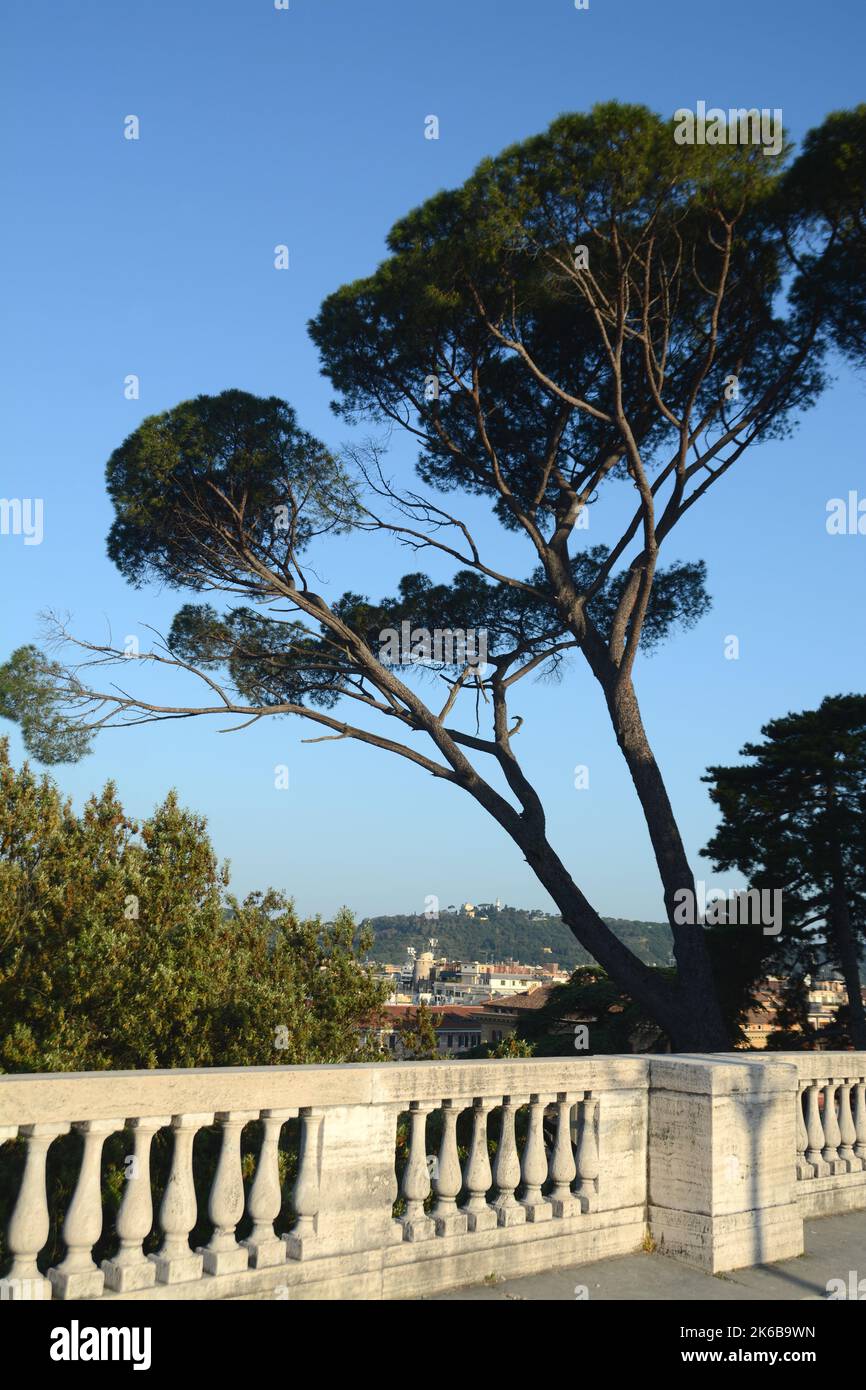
(427, 1210), (866, 1300)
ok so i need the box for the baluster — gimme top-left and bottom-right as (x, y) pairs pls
(548, 1093), (579, 1217)
(432, 1100), (467, 1237)
(199, 1111), (257, 1275)
(398, 1102), (435, 1242)
(101, 1115), (170, 1292)
(492, 1096), (525, 1227)
(284, 1108), (323, 1258)
(854, 1078), (866, 1165)
(837, 1081), (857, 1172)
(149, 1112), (212, 1284)
(4, 1122), (69, 1300)
(575, 1092), (599, 1209)
(795, 1084), (812, 1179)
(821, 1081), (844, 1174)
(519, 1094), (552, 1222)
(804, 1081), (829, 1175)
(48, 1119), (118, 1298)
(462, 1097), (497, 1232)
(242, 1109), (295, 1267)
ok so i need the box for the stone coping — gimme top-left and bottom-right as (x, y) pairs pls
(763, 1051), (866, 1080)
(0, 1056), (650, 1127)
(3, 1053), (862, 1127)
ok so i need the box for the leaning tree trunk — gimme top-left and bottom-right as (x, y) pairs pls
(397, 643), (721, 1051)
(513, 820), (726, 1051)
(541, 567), (729, 1049)
(594, 668), (731, 1051)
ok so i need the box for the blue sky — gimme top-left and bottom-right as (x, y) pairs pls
(1, 0), (864, 923)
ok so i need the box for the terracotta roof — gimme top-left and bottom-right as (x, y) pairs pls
(483, 985), (557, 1013)
(431, 1010), (492, 1030)
(374, 1004), (490, 1028)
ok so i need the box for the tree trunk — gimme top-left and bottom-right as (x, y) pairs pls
(514, 823), (727, 1051)
(589, 662), (730, 1050)
(829, 846), (866, 1050)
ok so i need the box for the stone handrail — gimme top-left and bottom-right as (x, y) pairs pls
(1, 1052), (865, 1300)
(775, 1052), (866, 1219)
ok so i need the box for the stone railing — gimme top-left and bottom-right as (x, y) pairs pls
(787, 1053), (866, 1218)
(1, 1052), (865, 1300)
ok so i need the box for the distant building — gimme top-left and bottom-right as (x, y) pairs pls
(412, 951), (434, 987)
(738, 972), (860, 1048)
(418, 959), (569, 1006)
(367, 1004), (509, 1056)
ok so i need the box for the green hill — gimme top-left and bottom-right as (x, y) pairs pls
(361, 904), (674, 969)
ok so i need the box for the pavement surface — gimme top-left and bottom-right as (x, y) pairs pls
(425, 1211), (866, 1300)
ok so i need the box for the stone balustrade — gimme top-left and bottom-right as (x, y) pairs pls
(786, 1053), (866, 1219)
(1, 1052), (865, 1300)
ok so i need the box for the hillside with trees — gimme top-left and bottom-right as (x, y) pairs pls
(361, 905), (673, 969)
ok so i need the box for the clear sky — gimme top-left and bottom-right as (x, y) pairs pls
(1, 0), (864, 923)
